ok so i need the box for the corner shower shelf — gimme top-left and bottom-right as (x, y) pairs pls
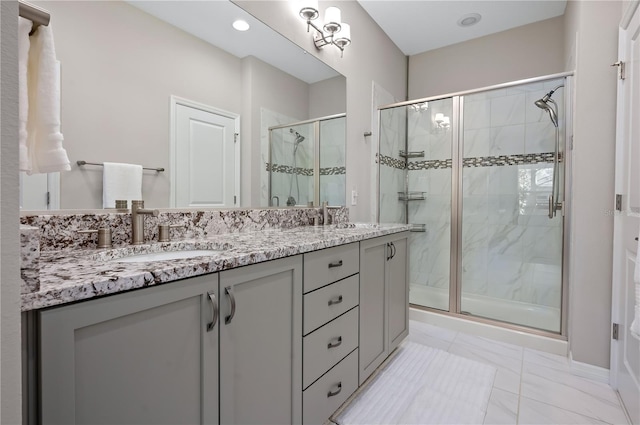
(399, 150), (425, 159)
(409, 224), (426, 233)
(398, 191), (426, 201)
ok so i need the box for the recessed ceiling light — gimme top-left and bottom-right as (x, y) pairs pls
(232, 20), (250, 31)
(457, 13), (481, 27)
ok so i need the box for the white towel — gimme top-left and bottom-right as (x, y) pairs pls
(102, 162), (143, 208)
(632, 236), (640, 339)
(25, 23), (71, 174)
(18, 17), (32, 172)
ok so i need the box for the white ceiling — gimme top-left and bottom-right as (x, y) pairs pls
(356, 1), (567, 56)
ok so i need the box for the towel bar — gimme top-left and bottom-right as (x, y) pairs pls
(76, 160), (164, 172)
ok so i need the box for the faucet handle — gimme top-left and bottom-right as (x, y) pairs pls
(158, 224), (185, 242)
(78, 227), (112, 249)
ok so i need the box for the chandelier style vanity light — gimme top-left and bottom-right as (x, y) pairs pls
(299, 1), (351, 57)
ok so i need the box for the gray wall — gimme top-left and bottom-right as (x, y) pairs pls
(564, 0), (622, 369)
(408, 16), (565, 98)
(234, 0), (408, 221)
(1, 2), (21, 423)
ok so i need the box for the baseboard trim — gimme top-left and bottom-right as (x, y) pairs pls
(569, 351), (611, 384)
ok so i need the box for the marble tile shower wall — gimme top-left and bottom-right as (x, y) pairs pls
(409, 80), (565, 309)
(20, 207), (350, 252)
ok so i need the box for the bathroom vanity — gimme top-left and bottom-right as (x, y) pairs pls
(21, 213), (409, 425)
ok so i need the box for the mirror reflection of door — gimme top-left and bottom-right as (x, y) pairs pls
(20, 172), (59, 210)
(171, 98), (239, 208)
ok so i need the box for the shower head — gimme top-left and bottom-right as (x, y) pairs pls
(295, 134), (305, 145)
(534, 85), (563, 128)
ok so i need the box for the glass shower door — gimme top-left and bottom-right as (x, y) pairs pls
(459, 79), (565, 332)
(379, 98), (454, 311)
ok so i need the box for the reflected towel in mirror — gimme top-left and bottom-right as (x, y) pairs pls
(102, 162), (142, 208)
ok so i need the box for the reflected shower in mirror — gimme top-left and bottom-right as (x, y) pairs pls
(268, 114), (346, 207)
(20, 0), (346, 211)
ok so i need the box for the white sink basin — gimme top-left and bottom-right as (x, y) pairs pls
(112, 249), (221, 263)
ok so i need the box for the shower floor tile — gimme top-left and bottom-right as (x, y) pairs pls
(407, 320), (630, 425)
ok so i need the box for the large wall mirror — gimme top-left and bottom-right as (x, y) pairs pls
(20, 0), (346, 211)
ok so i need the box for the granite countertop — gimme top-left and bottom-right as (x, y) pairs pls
(22, 223), (410, 312)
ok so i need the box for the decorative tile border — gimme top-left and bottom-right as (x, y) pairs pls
(320, 166), (346, 175)
(265, 163), (345, 176)
(379, 154), (406, 170)
(266, 163), (313, 176)
(407, 159), (452, 170)
(380, 152), (557, 171)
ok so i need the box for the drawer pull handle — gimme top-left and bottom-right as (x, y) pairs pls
(328, 295), (343, 306)
(225, 286), (236, 325)
(207, 291), (218, 332)
(327, 336), (343, 349)
(327, 382), (342, 398)
(328, 260), (343, 268)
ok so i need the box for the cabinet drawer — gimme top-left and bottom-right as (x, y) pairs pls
(303, 243), (359, 293)
(303, 349), (358, 425)
(304, 274), (359, 336)
(303, 307), (358, 389)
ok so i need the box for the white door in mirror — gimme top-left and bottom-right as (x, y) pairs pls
(173, 103), (237, 208)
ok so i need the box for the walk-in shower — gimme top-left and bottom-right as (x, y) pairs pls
(378, 74), (572, 335)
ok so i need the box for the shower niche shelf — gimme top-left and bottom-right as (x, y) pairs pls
(398, 191), (426, 201)
(409, 224), (426, 233)
(399, 150), (425, 159)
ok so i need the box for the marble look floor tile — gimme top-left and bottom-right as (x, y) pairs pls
(483, 388), (518, 424)
(518, 397), (611, 424)
(448, 342), (522, 394)
(453, 332), (524, 360)
(523, 347), (570, 372)
(408, 320), (457, 350)
(521, 363), (628, 424)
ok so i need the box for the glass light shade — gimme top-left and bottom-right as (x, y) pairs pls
(323, 7), (342, 34)
(442, 116), (450, 126)
(434, 113), (444, 123)
(334, 22), (351, 47)
(299, 0), (319, 20)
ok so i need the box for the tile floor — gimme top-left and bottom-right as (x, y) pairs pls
(408, 320), (630, 425)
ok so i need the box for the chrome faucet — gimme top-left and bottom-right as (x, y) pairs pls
(322, 201), (329, 226)
(271, 196), (280, 207)
(131, 200), (159, 245)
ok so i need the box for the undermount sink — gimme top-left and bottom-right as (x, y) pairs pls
(111, 249), (222, 263)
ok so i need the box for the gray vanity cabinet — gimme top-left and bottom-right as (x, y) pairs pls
(219, 255), (303, 425)
(358, 232), (409, 384)
(38, 273), (219, 425)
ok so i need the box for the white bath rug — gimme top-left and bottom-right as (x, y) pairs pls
(334, 341), (496, 425)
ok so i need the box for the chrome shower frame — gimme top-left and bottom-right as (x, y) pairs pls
(377, 71), (574, 339)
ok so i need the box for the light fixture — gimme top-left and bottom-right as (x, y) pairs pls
(232, 19), (250, 31)
(299, 2), (351, 57)
(434, 113), (450, 130)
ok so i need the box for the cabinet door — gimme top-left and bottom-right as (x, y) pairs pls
(358, 238), (387, 385)
(219, 256), (302, 425)
(39, 274), (219, 425)
(388, 235), (409, 352)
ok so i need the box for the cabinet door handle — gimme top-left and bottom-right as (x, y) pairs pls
(328, 295), (343, 306)
(328, 260), (343, 268)
(207, 291), (218, 332)
(327, 336), (342, 349)
(386, 243), (392, 261)
(225, 286), (236, 324)
(327, 382), (342, 398)
(390, 242), (396, 259)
